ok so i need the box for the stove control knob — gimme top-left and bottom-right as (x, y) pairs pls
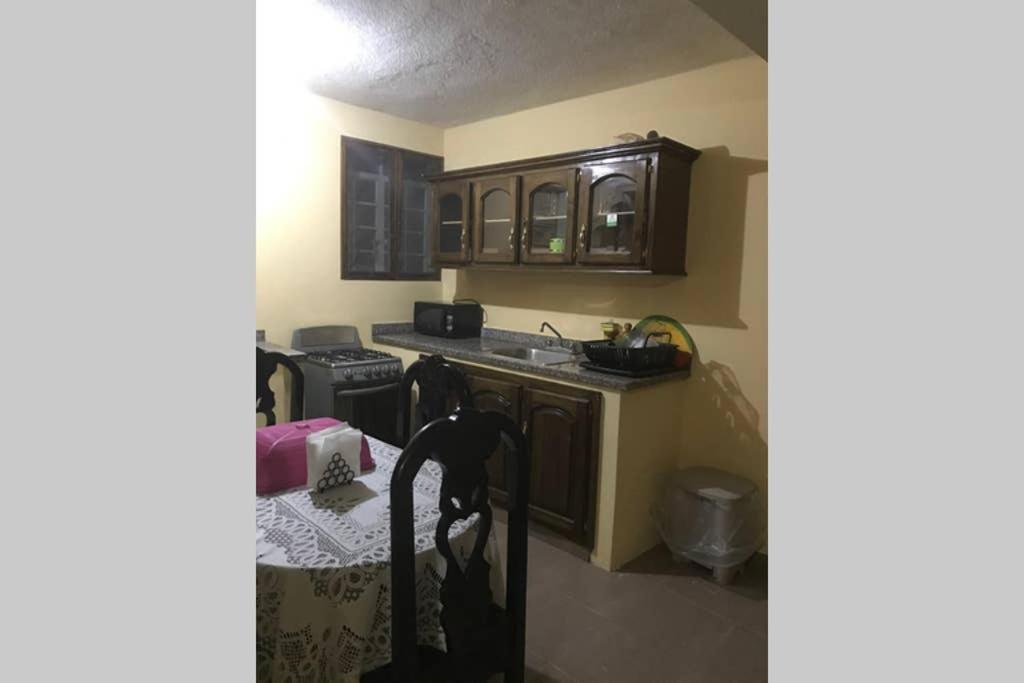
(344, 369), (353, 379)
(372, 368), (381, 377)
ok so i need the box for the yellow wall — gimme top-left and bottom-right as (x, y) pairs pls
(256, 90), (444, 348)
(258, 56), (768, 562)
(442, 56), (769, 551)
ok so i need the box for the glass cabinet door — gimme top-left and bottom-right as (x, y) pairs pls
(578, 159), (649, 266)
(434, 180), (471, 265)
(472, 176), (520, 264)
(520, 168), (577, 265)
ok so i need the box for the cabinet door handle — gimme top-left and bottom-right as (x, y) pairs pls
(508, 225), (516, 252)
(578, 222), (587, 252)
(520, 219), (529, 253)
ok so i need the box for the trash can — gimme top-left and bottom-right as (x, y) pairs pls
(652, 466), (765, 584)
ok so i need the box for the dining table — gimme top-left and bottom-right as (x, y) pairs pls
(256, 435), (504, 682)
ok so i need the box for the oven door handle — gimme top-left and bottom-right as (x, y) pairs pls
(335, 382), (401, 398)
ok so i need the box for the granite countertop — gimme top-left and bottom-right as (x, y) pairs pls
(372, 323), (689, 392)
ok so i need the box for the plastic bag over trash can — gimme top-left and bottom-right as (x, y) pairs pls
(652, 466), (765, 569)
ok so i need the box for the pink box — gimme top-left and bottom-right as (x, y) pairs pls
(256, 419), (375, 495)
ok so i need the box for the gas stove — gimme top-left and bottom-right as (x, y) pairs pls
(293, 325), (404, 384)
(291, 325), (404, 444)
(305, 348), (400, 369)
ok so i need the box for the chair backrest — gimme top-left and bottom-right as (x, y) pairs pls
(389, 407), (530, 683)
(398, 354), (474, 445)
(256, 347), (305, 426)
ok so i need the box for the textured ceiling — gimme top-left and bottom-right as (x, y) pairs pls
(301, 0), (753, 127)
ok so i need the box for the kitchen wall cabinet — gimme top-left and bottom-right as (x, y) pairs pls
(520, 168), (578, 265)
(471, 175), (520, 264)
(434, 179), (472, 265)
(577, 159), (648, 266)
(444, 360), (601, 550)
(430, 136), (700, 274)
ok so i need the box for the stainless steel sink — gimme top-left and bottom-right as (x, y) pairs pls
(490, 346), (577, 365)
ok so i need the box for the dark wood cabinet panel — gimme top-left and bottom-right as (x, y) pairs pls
(445, 361), (600, 550)
(471, 176), (520, 264)
(519, 168), (578, 265)
(434, 179), (472, 265)
(464, 373), (521, 504)
(430, 137), (700, 274)
(522, 386), (596, 544)
(577, 159), (650, 267)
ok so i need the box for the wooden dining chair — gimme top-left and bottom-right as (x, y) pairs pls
(367, 407), (530, 683)
(398, 354), (474, 445)
(256, 347), (304, 426)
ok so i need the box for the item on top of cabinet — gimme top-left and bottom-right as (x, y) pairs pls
(634, 315), (697, 368)
(646, 130), (660, 139)
(613, 132), (645, 143)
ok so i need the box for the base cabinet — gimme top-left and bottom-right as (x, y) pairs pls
(452, 361), (601, 550)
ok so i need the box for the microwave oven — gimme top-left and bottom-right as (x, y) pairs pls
(413, 301), (484, 339)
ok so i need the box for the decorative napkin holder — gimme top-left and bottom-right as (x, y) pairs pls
(306, 425), (364, 493)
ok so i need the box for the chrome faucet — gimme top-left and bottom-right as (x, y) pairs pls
(539, 322), (564, 346)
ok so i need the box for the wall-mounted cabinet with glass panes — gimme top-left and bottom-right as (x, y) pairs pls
(341, 137), (443, 281)
(428, 137), (701, 275)
(435, 180), (472, 265)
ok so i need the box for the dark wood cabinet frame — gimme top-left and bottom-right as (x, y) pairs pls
(340, 135), (443, 281)
(429, 137), (701, 275)
(440, 358), (601, 551)
(577, 158), (650, 267)
(434, 179), (473, 265)
(519, 167), (579, 265)
(471, 175), (521, 264)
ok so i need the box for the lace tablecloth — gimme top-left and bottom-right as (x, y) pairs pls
(256, 436), (503, 682)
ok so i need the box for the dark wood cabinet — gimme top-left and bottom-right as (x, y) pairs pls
(449, 361), (601, 550)
(577, 159), (649, 266)
(430, 137), (700, 275)
(471, 175), (520, 264)
(464, 373), (522, 504)
(434, 179), (472, 265)
(520, 168), (578, 265)
(521, 385), (598, 545)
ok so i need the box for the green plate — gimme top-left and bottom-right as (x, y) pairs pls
(634, 315), (697, 360)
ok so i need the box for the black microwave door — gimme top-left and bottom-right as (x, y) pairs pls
(415, 306), (446, 336)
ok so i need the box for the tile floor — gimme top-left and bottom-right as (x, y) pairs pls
(492, 522), (767, 683)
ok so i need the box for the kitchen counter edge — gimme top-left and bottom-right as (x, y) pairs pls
(371, 323), (688, 392)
